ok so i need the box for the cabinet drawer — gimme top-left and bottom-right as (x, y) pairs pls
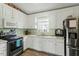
(55, 39), (64, 43)
(0, 43), (7, 46)
(0, 43), (7, 49)
(0, 46), (7, 49)
(0, 52), (7, 56)
(0, 51), (5, 55)
(0, 48), (7, 51)
(0, 53), (4, 56)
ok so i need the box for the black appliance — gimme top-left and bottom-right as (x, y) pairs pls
(63, 16), (79, 56)
(55, 28), (64, 36)
(7, 36), (23, 56)
(0, 29), (23, 56)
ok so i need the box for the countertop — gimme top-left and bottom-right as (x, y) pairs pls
(0, 39), (7, 44)
(18, 35), (64, 39)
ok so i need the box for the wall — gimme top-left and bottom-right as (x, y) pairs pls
(0, 5), (78, 36)
(26, 6), (75, 36)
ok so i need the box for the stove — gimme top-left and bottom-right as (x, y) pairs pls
(0, 29), (23, 56)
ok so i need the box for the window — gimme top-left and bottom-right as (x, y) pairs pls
(35, 16), (49, 32)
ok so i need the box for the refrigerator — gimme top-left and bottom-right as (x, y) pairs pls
(63, 16), (79, 56)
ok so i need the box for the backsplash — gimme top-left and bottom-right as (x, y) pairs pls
(0, 28), (56, 36)
(25, 29), (56, 36)
(0, 28), (25, 36)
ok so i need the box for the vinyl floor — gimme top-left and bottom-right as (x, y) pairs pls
(21, 48), (50, 56)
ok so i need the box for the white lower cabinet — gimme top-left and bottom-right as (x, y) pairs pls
(23, 36), (64, 56)
(0, 42), (7, 56)
(40, 37), (64, 56)
(23, 36), (34, 50)
(23, 36), (28, 50)
(32, 37), (41, 51)
(55, 38), (64, 56)
(41, 38), (55, 54)
(0, 50), (7, 56)
(55, 43), (64, 55)
(47, 39), (55, 54)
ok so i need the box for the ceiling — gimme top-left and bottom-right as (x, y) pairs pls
(13, 3), (79, 15)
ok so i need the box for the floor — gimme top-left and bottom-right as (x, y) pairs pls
(21, 48), (55, 56)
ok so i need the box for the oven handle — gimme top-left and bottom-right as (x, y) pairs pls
(8, 39), (23, 43)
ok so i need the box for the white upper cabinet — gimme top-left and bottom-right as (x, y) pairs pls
(0, 4), (3, 17)
(27, 15), (35, 29)
(56, 7), (74, 29)
(73, 6), (79, 17)
(49, 13), (56, 29)
(28, 7), (74, 29)
(3, 17), (17, 28)
(17, 11), (27, 28)
(16, 11), (23, 28)
(0, 4), (78, 29)
(12, 8), (18, 22)
(0, 4), (3, 28)
(3, 4), (13, 18)
(1, 4), (27, 28)
(0, 17), (3, 28)
(3, 4), (17, 28)
(22, 13), (27, 28)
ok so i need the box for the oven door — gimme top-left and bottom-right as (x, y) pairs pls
(7, 38), (23, 56)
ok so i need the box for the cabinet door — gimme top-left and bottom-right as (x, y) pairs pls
(17, 11), (24, 28)
(4, 17), (17, 28)
(0, 4), (3, 17)
(73, 6), (79, 17)
(32, 37), (40, 50)
(41, 38), (55, 54)
(47, 39), (55, 54)
(0, 17), (3, 28)
(56, 7), (74, 29)
(22, 14), (27, 28)
(49, 13), (56, 29)
(3, 4), (13, 18)
(55, 38), (64, 56)
(0, 43), (7, 56)
(3, 5), (17, 28)
(27, 36), (34, 48)
(0, 4), (3, 28)
(23, 36), (28, 50)
(12, 8), (18, 28)
(27, 15), (35, 29)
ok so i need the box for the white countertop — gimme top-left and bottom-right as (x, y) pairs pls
(20, 35), (64, 39)
(0, 39), (7, 44)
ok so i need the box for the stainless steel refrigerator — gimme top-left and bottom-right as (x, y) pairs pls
(63, 16), (79, 56)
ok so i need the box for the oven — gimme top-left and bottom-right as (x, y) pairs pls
(7, 37), (23, 56)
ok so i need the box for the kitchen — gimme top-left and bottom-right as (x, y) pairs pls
(0, 3), (79, 56)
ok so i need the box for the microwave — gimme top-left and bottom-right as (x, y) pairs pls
(55, 29), (64, 36)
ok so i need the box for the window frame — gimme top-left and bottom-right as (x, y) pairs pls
(35, 16), (49, 32)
